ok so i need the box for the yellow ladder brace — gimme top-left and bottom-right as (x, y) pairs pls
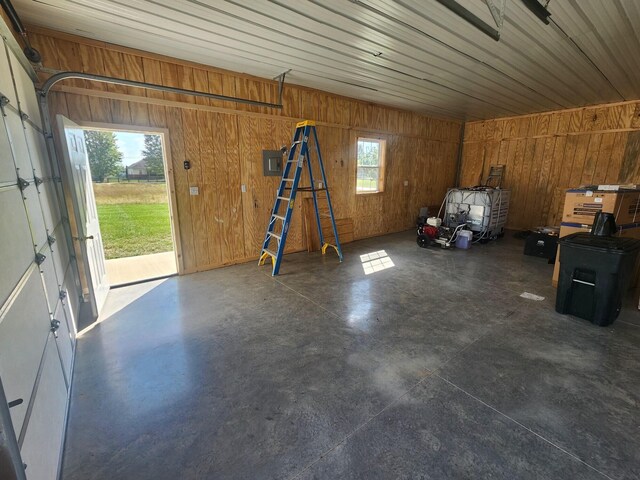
(258, 251), (276, 273)
(322, 243), (340, 256)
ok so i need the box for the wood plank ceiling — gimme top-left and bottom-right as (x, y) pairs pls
(13, 0), (640, 120)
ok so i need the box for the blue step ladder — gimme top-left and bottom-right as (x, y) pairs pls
(259, 120), (343, 275)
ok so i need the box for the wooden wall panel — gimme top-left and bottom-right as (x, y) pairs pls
(223, 116), (246, 262)
(79, 44), (107, 92)
(606, 132), (628, 183)
(164, 106), (196, 271)
(461, 100), (640, 230)
(620, 131), (640, 183)
(180, 108), (208, 268)
(197, 110), (223, 266)
(31, 28), (461, 274)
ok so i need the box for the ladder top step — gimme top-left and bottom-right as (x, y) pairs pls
(296, 120), (315, 128)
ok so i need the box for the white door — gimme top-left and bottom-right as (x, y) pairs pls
(56, 115), (109, 319)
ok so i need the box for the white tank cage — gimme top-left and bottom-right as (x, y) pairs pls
(442, 188), (510, 240)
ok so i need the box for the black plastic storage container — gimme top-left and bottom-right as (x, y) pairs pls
(524, 231), (558, 261)
(555, 233), (640, 325)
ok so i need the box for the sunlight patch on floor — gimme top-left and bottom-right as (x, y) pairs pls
(360, 250), (395, 275)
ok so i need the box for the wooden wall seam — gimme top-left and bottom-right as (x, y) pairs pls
(463, 127), (640, 143)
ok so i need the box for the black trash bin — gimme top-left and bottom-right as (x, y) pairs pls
(555, 233), (640, 326)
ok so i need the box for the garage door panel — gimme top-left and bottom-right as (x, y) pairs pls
(55, 290), (75, 344)
(38, 181), (62, 232)
(61, 297), (77, 342)
(39, 251), (61, 315)
(0, 116), (17, 185)
(53, 302), (73, 381)
(24, 124), (50, 179)
(19, 334), (67, 480)
(4, 109), (32, 179)
(0, 268), (51, 434)
(0, 42), (17, 106)
(50, 224), (70, 286)
(2, 36), (73, 480)
(0, 187), (35, 306)
(62, 269), (79, 335)
(8, 49), (43, 129)
(22, 185), (48, 251)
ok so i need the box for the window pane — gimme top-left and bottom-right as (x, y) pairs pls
(356, 139), (384, 194)
(357, 166), (379, 192)
(357, 166), (379, 181)
(357, 140), (380, 167)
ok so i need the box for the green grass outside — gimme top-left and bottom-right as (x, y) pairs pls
(94, 183), (172, 259)
(97, 203), (173, 259)
(356, 178), (379, 192)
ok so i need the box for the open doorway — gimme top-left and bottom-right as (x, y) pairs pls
(82, 125), (178, 286)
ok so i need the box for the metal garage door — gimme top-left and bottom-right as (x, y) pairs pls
(0, 23), (79, 480)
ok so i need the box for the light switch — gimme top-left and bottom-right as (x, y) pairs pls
(404, 180), (409, 186)
(189, 186), (199, 196)
(241, 184), (247, 193)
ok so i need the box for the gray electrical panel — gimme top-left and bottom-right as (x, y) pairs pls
(262, 150), (283, 176)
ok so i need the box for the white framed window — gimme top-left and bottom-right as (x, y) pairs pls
(356, 138), (386, 194)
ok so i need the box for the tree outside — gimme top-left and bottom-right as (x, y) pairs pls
(84, 130), (123, 182)
(141, 134), (164, 177)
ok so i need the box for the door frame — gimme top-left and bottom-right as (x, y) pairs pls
(72, 122), (184, 276)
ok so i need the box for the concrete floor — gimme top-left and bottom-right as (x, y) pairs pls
(62, 231), (640, 480)
(105, 251), (177, 286)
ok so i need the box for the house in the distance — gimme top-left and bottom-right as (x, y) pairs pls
(126, 160), (147, 179)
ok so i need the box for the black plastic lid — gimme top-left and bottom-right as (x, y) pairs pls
(559, 232), (640, 253)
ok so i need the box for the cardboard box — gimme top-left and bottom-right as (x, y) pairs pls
(562, 189), (640, 225)
(552, 188), (640, 287)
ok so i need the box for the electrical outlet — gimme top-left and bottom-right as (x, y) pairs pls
(241, 184), (247, 193)
(189, 186), (199, 196)
(404, 180), (409, 187)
